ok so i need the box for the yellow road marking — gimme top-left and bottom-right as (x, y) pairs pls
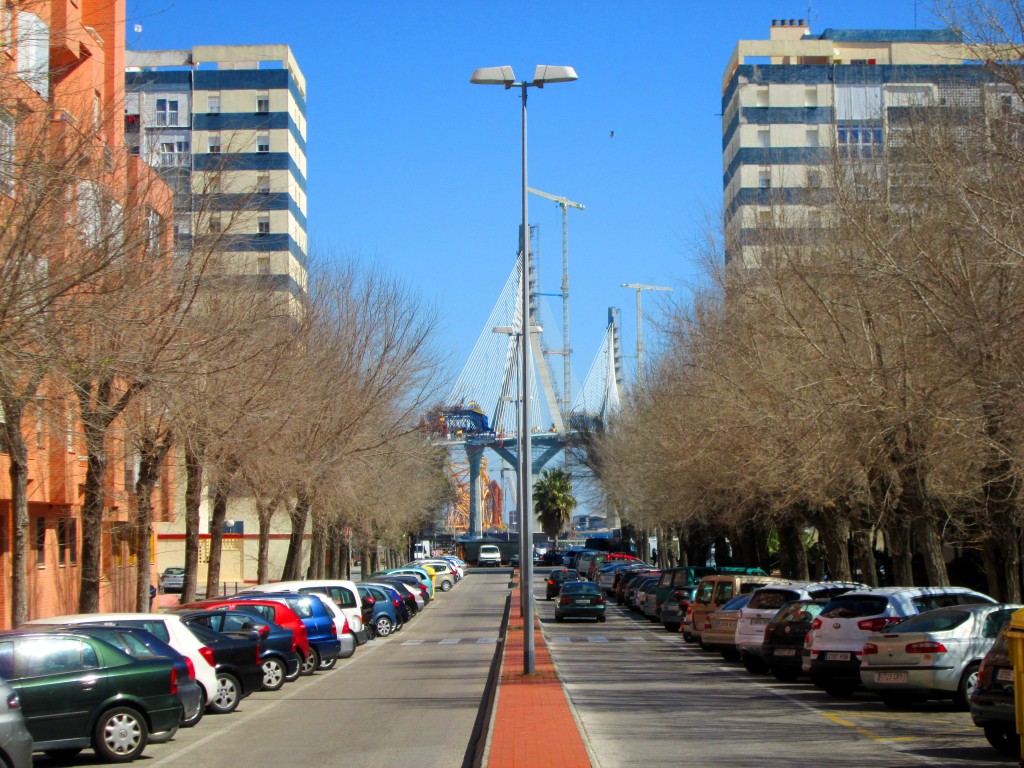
(819, 711), (916, 742)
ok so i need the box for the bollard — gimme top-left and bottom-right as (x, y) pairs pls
(1005, 607), (1024, 765)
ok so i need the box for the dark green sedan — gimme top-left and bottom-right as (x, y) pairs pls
(0, 631), (181, 762)
(554, 582), (607, 623)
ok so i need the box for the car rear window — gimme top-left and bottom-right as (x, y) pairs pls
(890, 610), (970, 633)
(696, 581), (715, 604)
(821, 595), (889, 619)
(983, 609), (1016, 639)
(562, 582), (599, 595)
(112, 619), (171, 643)
(747, 589), (800, 610)
(773, 601), (823, 625)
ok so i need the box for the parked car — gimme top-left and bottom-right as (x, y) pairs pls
(596, 562), (645, 594)
(362, 582), (410, 625)
(478, 545), (502, 567)
(627, 575), (659, 611)
(226, 593), (341, 675)
(616, 568), (658, 606)
(546, 569), (584, 600)
(159, 567), (185, 594)
(0, 676), (32, 768)
(49, 624), (205, 735)
(372, 568), (434, 599)
(691, 574), (782, 645)
(181, 623), (262, 714)
(172, 609), (299, 691)
(860, 603), (1019, 708)
(970, 621), (1021, 757)
(25, 613), (219, 715)
(301, 593), (356, 665)
(660, 585), (698, 634)
(539, 550), (566, 567)
(653, 566), (765, 619)
(735, 581), (865, 673)
(699, 594), (754, 660)
(239, 580), (370, 645)
(555, 582), (607, 623)
(408, 560), (458, 591)
(357, 584), (402, 637)
(368, 577), (423, 616)
(804, 586), (996, 696)
(762, 599), (829, 682)
(0, 630), (180, 762)
(639, 576), (664, 620)
(178, 599), (310, 681)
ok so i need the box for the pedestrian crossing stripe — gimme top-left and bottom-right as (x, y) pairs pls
(399, 638), (500, 646)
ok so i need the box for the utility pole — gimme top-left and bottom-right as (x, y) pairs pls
(621, 283), (672, 388)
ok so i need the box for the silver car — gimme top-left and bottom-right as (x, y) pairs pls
(700, 594), (754, 661)
(860, 603), (1020, 708)
(160, 567), (185, 593)
(0, 677), (33, 768)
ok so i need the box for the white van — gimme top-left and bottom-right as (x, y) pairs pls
(478, 545), (502, 567)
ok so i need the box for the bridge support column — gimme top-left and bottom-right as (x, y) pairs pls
(466, 444), (485, 538)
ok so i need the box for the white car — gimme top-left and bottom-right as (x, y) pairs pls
(734, 581), (866, 673)
(803, 586), (996, 695)
(26, 612), (218, 710)
(303, 593), (356, 663)
(239, 580), (369, 645)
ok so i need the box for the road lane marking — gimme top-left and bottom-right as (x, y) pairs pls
(439, 638), (460, 645)
(475, 637), (499, 644)
(586, 636), (608, 643)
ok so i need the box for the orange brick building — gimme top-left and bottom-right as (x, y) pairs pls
(0, 0), (175, 627)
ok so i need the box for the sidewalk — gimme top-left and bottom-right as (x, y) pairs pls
(485, 573), (591, 768)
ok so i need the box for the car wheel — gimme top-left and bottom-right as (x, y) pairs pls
(597, 615), (606, 623)
(148, 724), (179, 744)
(285, 659), (302, 682)
(44, 748), (83, 762)
(741, 654), (768, 674)
(771, 667), (800, 683)
(720, 648), (740, 662)
(319, 656), (338, 671)
(181, 697), (204, 728)
(93, 706), (148, 762)
(984, 723), (1021, 757)
(300, 646), (321, 675)
(953, 661), (981, 710)
(374, 616), (394, 637)
(440, 579), (453, 592)
(207, 672), (242, 714)
(664, 623), (680, 633)
(261, 657), (286, 691)
(682, 632), (695, 643)
(555, 614), (565, 622)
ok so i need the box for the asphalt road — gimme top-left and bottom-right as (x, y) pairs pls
(536, 569), (1016, 768)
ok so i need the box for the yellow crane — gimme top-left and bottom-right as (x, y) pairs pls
(528, 188), (584, 422)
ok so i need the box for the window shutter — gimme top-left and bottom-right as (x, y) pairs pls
(16, 12), (49, 98)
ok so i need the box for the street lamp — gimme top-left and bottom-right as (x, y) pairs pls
(621, 283), (672, 389)
(472, 63), (577, 675)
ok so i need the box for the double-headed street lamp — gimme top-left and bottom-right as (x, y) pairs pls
(472, 64), (577, 675)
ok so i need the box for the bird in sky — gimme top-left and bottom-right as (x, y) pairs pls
(610, 130), (615, 138)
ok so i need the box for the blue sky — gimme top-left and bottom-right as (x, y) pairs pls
(128, 0), (929, 390)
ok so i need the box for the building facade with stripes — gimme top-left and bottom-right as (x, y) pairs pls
(125, 45), (308, 307)
(721, 20), (1010, 268)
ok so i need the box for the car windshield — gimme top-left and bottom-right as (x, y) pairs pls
(820, 595), (889, 619)
(889, 610), (970, 633)
(164, 568), (185, 575)
(552, 571), (579, 581)
(562, 582), (600, 596)
(748, 589), (801, 610)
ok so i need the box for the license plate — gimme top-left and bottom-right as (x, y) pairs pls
(574, 599), (590, 605)
(825, 652), (851, 662)
(752, 618), (769, 625)
(998, 668), (1015, 682)
(775, 648), (796, 657)
(875, 671), (908, 684)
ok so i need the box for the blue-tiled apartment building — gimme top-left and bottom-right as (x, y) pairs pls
(722, 20), (1011, 267)
(125, 45), (307, 305)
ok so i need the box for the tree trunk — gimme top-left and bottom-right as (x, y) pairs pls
(853, 529), (878, 587)
(281, 493), (310, 581)
(307, 509), (326, 579)
(898, 460), (949, 586)
(256, 499), (275, 586)
(809, 504), (852, 581)
(135, 433), (172, 612)
(883, 515), (914, 587)
(78, 424), (109, 613)
(205, 484), (228, 597)
(339, 534), (351, 579)
(181, 446), (203, 605)
(6, 403), (29, 627)
(778, 519), (809, 580)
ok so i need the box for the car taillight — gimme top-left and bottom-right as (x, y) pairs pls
(858, 617), (899, 632)
(6, 692), (19, 710)
(547, 580), (555, 586)
(330, 621), (338, 637)
(862, 642), (879, 655)
(199, 646), (215, 668)
(185, 657), (196, 679)
(596, 596), (605, 604)
(560, 596), (571, 605)
(259, 626), (270, 639)
(764, 627), (772, 642)
(906, 641), (947, 654)
(811, 618), (823, 630)
(392, 598), (401, 608)
(341, 617), (351, 635)
(170, 666), (178, 695)
(685, 606), (693, 617)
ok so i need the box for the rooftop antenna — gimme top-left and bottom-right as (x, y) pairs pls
(806, 3), (819, 28)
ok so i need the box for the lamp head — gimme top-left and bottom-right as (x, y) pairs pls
(470, 66), (516, 88)
(532, 65), (578, 88)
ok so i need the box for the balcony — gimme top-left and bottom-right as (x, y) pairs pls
(157, 153), (192, 168)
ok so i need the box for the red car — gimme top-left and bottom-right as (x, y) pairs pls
(179, 599), (311, 676)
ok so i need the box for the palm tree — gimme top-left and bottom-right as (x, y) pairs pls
(533, 468), (578, 551)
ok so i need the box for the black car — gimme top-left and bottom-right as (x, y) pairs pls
(762, 599), (828, 682)
(539, 550), (566, 567)
(546, 569), (584, 600)
(969, 624), (1019, 757)
(173, 609), (298, 692)
(184, 623), (264, 714)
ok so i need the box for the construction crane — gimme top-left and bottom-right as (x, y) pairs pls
(528, 187), (584, 424)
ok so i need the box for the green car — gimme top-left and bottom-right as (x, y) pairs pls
(554, 582), (607, 623)
(0, 631), (181, 762)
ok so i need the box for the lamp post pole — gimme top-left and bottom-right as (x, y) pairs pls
(472, 64), (577, 675)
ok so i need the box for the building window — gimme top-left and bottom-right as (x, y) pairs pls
(757, 128), (770, 149)
(758, 168), (771, 189)
(158, 140), (189, 167)
(155, 98), (179, 127)
(68, 518), (76, 565)
(807, 170), (822, 188)
(806, 128), (819, 148)
(257, 91), (270, 113)
(837, 123), (884, 157)
(804, 88), (818, 108)
(257, 256), (271, 275)
(757, 210), (772, 227)
(207, 93), (221, 114)
(146, 209), (162, 256)
(16, 12), (49, 99)
(257, 215), (270, 235)
(755, 87), (769, 108)
(65, 401), (73, 451)
(257, 174), (270, 194)
(35, 517), (45, 567)
(257, 133), (270, 153)
(207, 133), (221, 154)
(57, 518), (69, 567)
(0, 109), (13, 197)
(0, 2), (11, 51)
(808, 210), (822, 229)
(34, 396), (43, 449)
(208, 213), (222, 234)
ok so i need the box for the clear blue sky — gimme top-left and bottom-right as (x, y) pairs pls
(128, 0), (929, 389)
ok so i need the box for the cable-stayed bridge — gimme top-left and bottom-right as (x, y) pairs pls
(429, 254), (624, 537)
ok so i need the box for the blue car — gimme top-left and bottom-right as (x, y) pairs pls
(357, 584), (402, 637)
(228, 593), (341, 674)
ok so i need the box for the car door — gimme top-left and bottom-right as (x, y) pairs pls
(9, 636), (107, 745)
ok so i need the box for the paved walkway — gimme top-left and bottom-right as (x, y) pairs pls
(486, 574), (591, 768)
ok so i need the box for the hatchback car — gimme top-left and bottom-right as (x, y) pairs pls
(660, 585), (698, 633)
(555, 582), (606, 623)
(546, 569), (584, 600)
(0, 631), (181, 762)
(240, 580), (369, 645)
(970, 622), (1021, 757)
(183, 623), (263, 713)
(700, 594), (753, 660)
(0, 676), (32, 768)
(357, 584), (402, 637)
(227, 593), (342, 675)
(804, 586), (996, 695)
(159, 567), (185, 594)
(762, 599), (828, 682)
(860, 603), (1019, 708)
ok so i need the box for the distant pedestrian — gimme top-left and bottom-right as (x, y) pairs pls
(149, 583), (157, 610)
